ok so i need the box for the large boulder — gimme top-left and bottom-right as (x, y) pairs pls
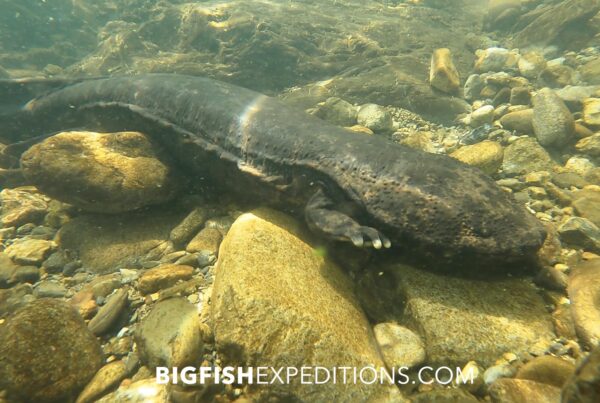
(385, 264), (555, 367)
(0, 299), (104, 403)
(21, 131), (181, 213)
(211, 209), (404, 402)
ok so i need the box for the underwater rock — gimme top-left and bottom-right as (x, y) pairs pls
(488, 378), (561, 403)
(564, 156), (596, 177)
(429, 48), (460, 94)
(20, 131), (181, 214)
(532, 88), (575, 148)
(135, 297), (204, 369)
(0, 252), (21, 288)
(95, 378), (169, 403)
(4, 238), (55, 266)
(169, 206), (209, 247)
(411, 389), (479, 403)
(75, 360), (128, 403)
(474, 47), (517, 73)
(515, 355), (575, 388)
(0, 299), (103, 403)
(567, 259), (600, 348)
(57, 208), (184, 274)
(356, 103), (393, 133)
(581, 58), (600, 85)
(387, 264), (555, 367)
(558, 217), (600, 253)
(582, 98), (600, 126)
(211, 209), (404, 402)
(518, 51), (547, 79)
(562, 344), (600, 403)
(464, 73), (485, 101)
(575, 123), (595, 139)
(469, 105), (495, 127)
(137, 264), (194, 295)
(312, 97), (358, 127)
(450, 140), (504, 175)
(555, 85), (600, 110)
(34, 280), (67, 298)
(512, 0), (600, 49)
(502, 137), (555, 175)
(572, 189), (600, 227)
(510, 87), (531, 106)
(186, 227), (222, 254)
(0, 187), (49, 228)
(499, 109), (533, 133)
(539, 63), (576, 88)
(88, 287), (129, 335)
(373, 322), (426, 369)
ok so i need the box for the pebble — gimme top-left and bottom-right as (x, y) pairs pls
(75, 360), (128, 403)
(0, 188), (49, 228)
(464, 74), (485, 101)
(532, 88), (575, 148)
(88, 287), (129, 335)
(356, 103), (394, 133)
(137, 264), (194, 294)
(70, 289), (98, 319)
(510, 86), (531, 105)
(474, 47), (513, 72)
(564, 156), (596, 177)
(518, 51), (546, 79)
(502, 137), (555, 175)
(373, 322), (426, 369)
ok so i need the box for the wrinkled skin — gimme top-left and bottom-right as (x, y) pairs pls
(0, 74), (546, 271)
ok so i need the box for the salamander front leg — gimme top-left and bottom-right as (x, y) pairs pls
(304, 189), (391, 249)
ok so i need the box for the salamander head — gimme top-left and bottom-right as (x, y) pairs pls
(359, 152), (546, 270)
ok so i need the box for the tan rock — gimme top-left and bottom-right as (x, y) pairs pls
(76, 361), (128, 403)
(0, 187), (49, 228)
(489, 378), (561, 403)
(500, 109), (533, 133)
(574, 123), (595, 139)
(185, 227), (222, 254)
(568, 259), (600, 348)
(515, 355), (575, 388)
(211, 209), (404, 402)
(138, 264), (194, 294)
(4, 239), (55, 265)
(429, 48), (460, 94)
(582, 98), (600, 126)
(389, 264), (555, 367)
(451, 140), (504, 175)
(374, 322), (426, 369)
(345, 125), (374, 135)
(21, 131), (180, 213)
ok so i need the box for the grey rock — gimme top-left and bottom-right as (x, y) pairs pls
(312, 97), (357, 126)
(34, 280), (67, 298)
(135, 297), (204, 369)
(0, 299), (103, 403)
(464, 74), (485, 101)
(357, 103), (394, 133)
(532, 88), (575, 148)
(555, 85), (600, 110)
(558, 217), (600, 253)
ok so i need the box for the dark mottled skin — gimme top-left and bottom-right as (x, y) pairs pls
(0, 74), (546, 269)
